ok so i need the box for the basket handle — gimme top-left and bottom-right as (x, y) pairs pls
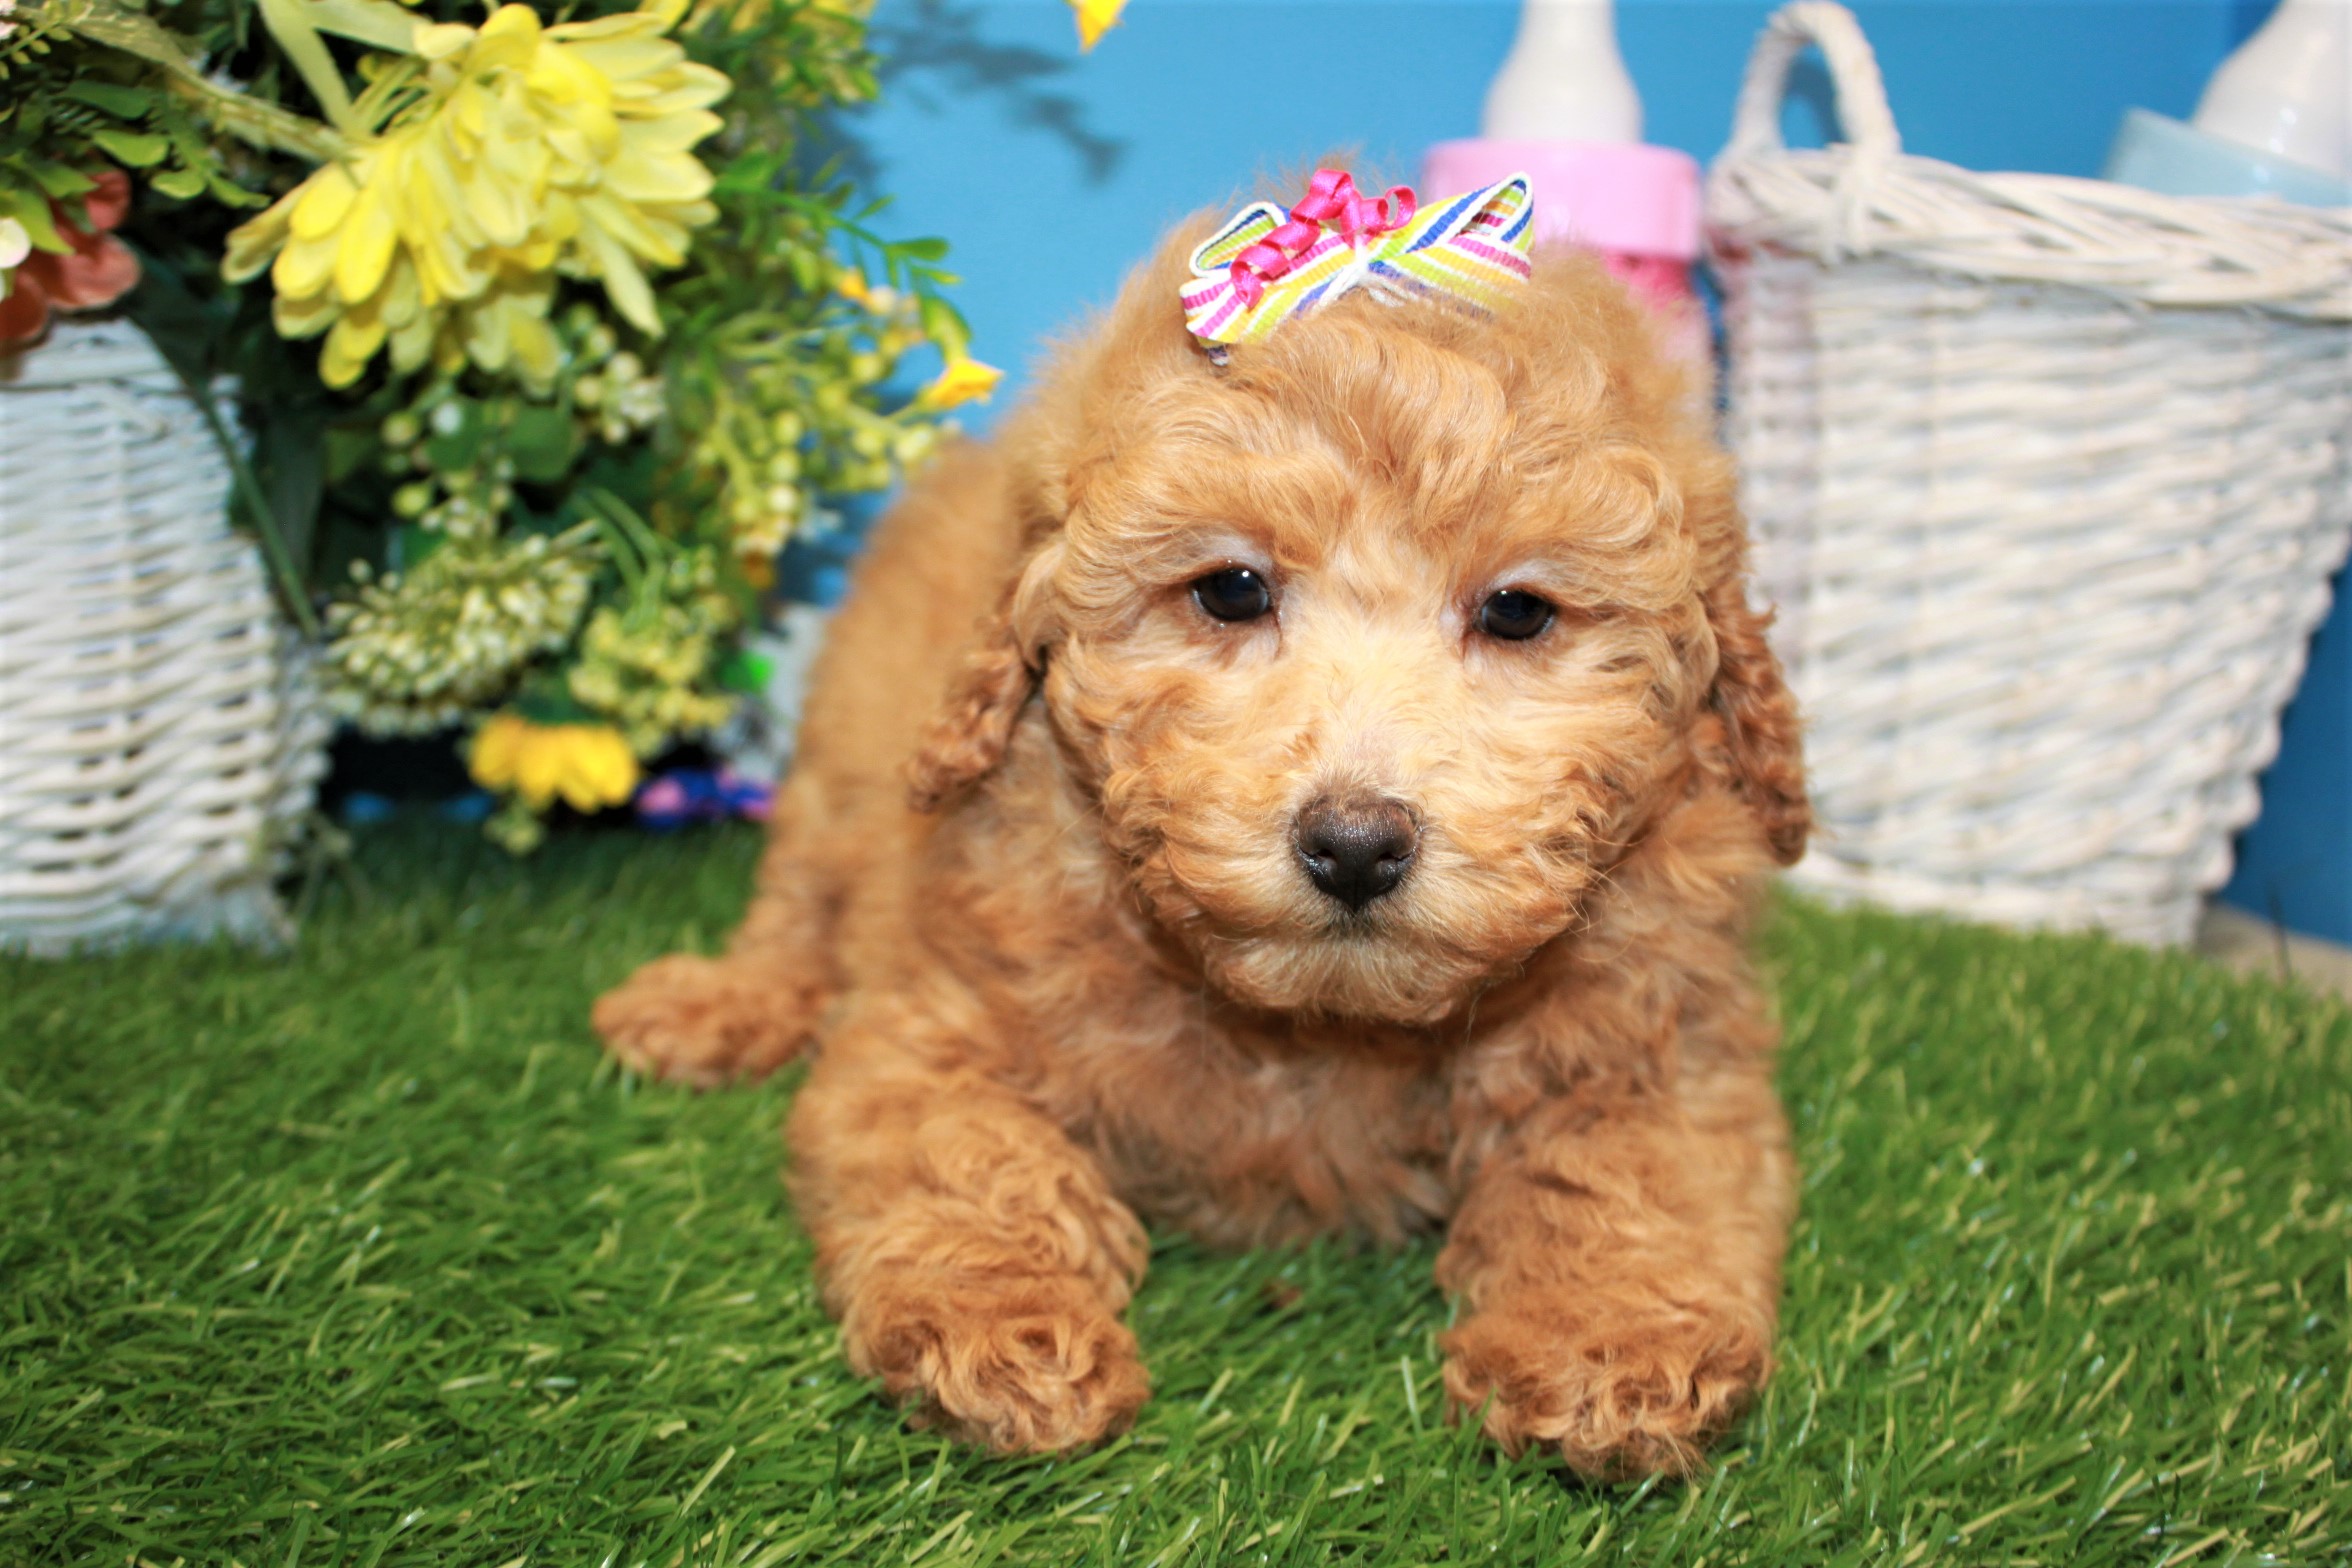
(1725, 1), (1904, 163)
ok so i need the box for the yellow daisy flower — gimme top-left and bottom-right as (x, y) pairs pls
(916, 354), (1003, 411)
(469, 712), (641, 812)
(225, 3), (729, 388)
(1070, 0), (1127, 50)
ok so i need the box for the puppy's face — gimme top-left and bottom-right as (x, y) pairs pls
(1019, 276), (1731, 1025)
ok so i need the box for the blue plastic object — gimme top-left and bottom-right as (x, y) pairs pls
(2102, 106), (2352, 204)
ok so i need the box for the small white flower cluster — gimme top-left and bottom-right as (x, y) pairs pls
(323, 530), (596, 734)
(576, 350), (665, 446)
(382, 402), (513, 541)
(421, 490), (498, 539)
(721, 407), (806, 557)
(565, 551), (737, 753)
(737, 491), (800, 561)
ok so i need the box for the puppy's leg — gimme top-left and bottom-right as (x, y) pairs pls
(593, 776), (840, 1087)
(788, 1011), (1152, 1453)
(1437, 1063), (1793, 1478)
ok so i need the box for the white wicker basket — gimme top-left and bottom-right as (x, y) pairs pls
(0, 319), (331, 955)
(1709, 2), (2352, 946)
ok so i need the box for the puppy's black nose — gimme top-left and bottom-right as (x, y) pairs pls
(1296, 797), (1418, 911)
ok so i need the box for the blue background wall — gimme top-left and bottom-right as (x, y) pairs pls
(841, 0), (2261, 404)
(828, 0), (2344, 943)
(2229, 578), (2349, 943)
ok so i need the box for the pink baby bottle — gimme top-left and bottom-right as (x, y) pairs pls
(1424, 0), (1707, 368)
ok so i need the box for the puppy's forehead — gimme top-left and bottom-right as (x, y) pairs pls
(1073, 306), (1682, 594)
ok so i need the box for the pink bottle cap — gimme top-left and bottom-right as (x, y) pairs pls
(1422, 139), (1702, 262)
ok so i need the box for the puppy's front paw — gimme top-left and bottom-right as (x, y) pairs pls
(843, 1271), (1150, 1454)
(592, 953), (810, 1087)
(1442, 1298), (1770, 1479)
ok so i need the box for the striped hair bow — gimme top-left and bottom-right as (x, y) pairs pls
(1181, 170), (1535, 349)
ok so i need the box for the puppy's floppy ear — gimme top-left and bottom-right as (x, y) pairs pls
(906, 608), (1034, 812)
(906, 214), (1222, 814)
(1704, 575), (1810, 866)
(907, 539), (1064, 812)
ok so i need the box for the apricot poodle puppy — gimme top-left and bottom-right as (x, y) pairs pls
(594, 220), (1810, 1479)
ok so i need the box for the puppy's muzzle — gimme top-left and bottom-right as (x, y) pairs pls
(1296, 797), (1418, 911)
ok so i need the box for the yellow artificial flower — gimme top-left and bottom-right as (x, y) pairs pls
(1070, 0), (1127, 50)
(469, 712), (641, 811)
(916, 354), (1002, 411)
(833, 267), (872, 308)
(225, 3), (729, 388)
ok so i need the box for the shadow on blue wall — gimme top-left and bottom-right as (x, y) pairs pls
(868, 1), (1130, 186)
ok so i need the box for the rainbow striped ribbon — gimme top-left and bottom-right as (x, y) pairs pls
(1181, 173), (1536, 348)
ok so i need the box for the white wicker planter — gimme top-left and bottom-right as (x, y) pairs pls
(0, 319), (331, 955)
(1710, 2), (2352, 946)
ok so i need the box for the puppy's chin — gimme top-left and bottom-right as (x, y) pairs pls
(1136, 848), (1587, 1026)
(1192, 930), (1495, 1026)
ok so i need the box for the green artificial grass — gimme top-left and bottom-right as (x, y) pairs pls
(3, 824), (2347, 1568)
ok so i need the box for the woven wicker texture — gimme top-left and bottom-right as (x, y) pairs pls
(1709, 2), (2352, 946)
(1, 320), (330, 955)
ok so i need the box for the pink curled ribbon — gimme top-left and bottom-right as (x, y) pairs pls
(1181, 173), (1535, 347)
(1228, 169), (1419, 308)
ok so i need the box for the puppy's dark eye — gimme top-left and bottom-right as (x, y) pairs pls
(1193, 567), (1272, 623)
(1478, 589), (1554, 641)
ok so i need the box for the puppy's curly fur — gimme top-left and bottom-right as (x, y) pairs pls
(595, 220), (1809, 1478)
